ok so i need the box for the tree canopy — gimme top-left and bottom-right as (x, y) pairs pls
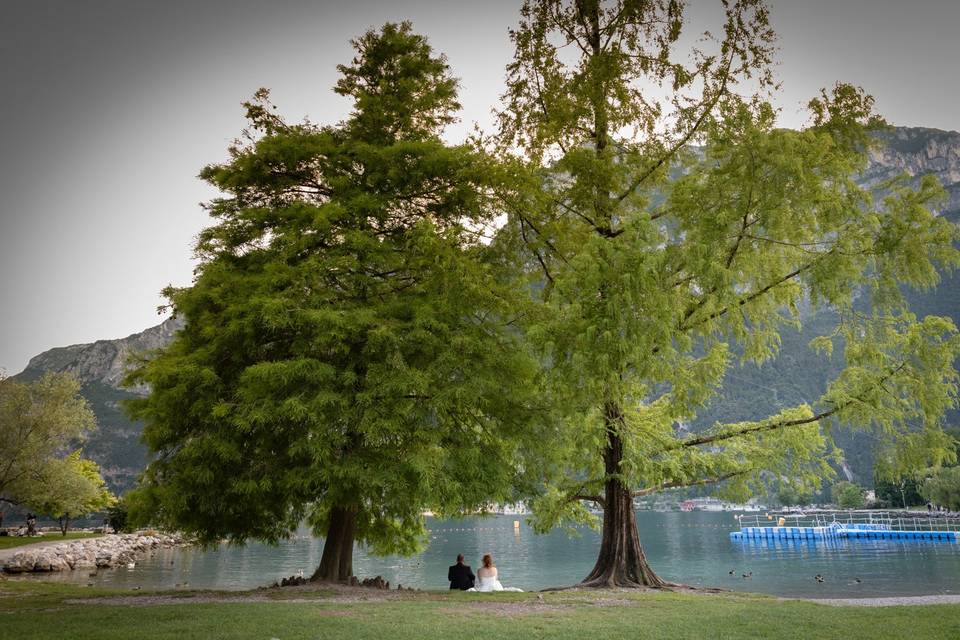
(831, 481), (866, 509)
(126, 22), (542, 581)
(27, 450), (115, 535)
(0, 372), (99, 517)
(921, 467), (960, 511)
(493, 0), (960, 587)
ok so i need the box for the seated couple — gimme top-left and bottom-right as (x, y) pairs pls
(448, 553), (523, 592)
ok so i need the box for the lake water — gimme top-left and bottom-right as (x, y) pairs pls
(21, 512), (960, 598)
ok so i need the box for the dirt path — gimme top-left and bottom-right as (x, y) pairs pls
(58, 583), (960, 610)
(802, 595), (960, 607)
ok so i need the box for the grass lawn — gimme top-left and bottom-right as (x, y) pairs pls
(1, 580), (959, 640)
(0, 531), (102, 550)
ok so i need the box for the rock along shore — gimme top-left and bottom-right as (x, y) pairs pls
(2, 533), (186, 574)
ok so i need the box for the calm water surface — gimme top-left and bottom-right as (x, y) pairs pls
(23, 512), (960, 598)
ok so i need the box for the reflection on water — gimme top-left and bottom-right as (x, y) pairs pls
(19, 512), (960, 597)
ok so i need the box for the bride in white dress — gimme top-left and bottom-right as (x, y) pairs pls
(468, 554), (523, 592)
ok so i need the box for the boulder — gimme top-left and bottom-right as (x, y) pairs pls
(33, 550), (70, 572)
(3, 551), (38, 574)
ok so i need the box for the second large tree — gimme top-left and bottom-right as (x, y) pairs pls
(497, 0), (960, 587)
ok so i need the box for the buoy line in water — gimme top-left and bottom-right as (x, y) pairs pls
(426, 522), (737, 535)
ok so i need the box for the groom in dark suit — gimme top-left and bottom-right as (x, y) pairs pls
(448, 553), (475, 590)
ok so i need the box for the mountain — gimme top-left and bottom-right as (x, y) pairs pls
(14, 317), (183, 492)
(866, 127), (960, 213)
(14, 126), (960, 493)
(18, 317), (182, 393)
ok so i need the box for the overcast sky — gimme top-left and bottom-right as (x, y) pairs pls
(2, 0), (958, 374)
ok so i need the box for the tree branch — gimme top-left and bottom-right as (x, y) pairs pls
(672, 362), (907, 451)
(518, 216), (555, 285)
(632, 470), (747, 497)
(570, 493), (606, 508)
(613, 53), (735, 203)
(553, 196), (601, 230)
(679, 406), (840, 450)
(676, 259), (819, 337)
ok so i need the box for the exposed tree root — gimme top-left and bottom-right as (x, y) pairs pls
(540, 580), (721, 593)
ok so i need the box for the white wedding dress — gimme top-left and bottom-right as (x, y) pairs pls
(468, 570), (523, 592)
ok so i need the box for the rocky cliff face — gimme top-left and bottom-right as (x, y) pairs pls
(18, 316), (184, 394)
(14, 127), (960, 492)
(867, 127), (960, 214)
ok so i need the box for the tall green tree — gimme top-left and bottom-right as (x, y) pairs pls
(496, 0), (960, 587)
(126, 23), (540, 582)
(0, 372), (97, 526)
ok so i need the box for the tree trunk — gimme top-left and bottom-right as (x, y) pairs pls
(581, 404), (665, 588)
(60, 514), (70, 536)
(311, 506), (356, 582)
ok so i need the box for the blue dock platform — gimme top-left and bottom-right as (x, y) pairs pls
(730, 513), (960, 543)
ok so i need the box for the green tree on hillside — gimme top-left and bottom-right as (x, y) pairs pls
(831, 481), (866, 509)
(899, 426), (960, 510)
(126, 23), (541, 582)
(0, 372), (98, 527)
(495, 0), (960, 587)
(920, 467), (960, 511)
(873, 474), (924, 508)
(874, 428), (959, 508)
(776, 484), (813, 508)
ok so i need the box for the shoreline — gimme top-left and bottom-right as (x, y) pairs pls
(1, 532), (186, 574)
(0, 532), (103, 562)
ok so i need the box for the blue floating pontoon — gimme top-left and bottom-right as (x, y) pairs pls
(729, 512), (960, 543)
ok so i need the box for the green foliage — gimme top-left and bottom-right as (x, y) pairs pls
(494, 0), (960, 537)
(0, 372), (98, 508)
(873, 475), (925, 508)
(126, 23), (542, 554)
(920, 467), (960, 510)
(25, 451), (115, 534)
(831, 481), (866, 509)
(107, 497), (132, 533)
(776, 484), (814, 507)
(877, 425), (960, 508)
